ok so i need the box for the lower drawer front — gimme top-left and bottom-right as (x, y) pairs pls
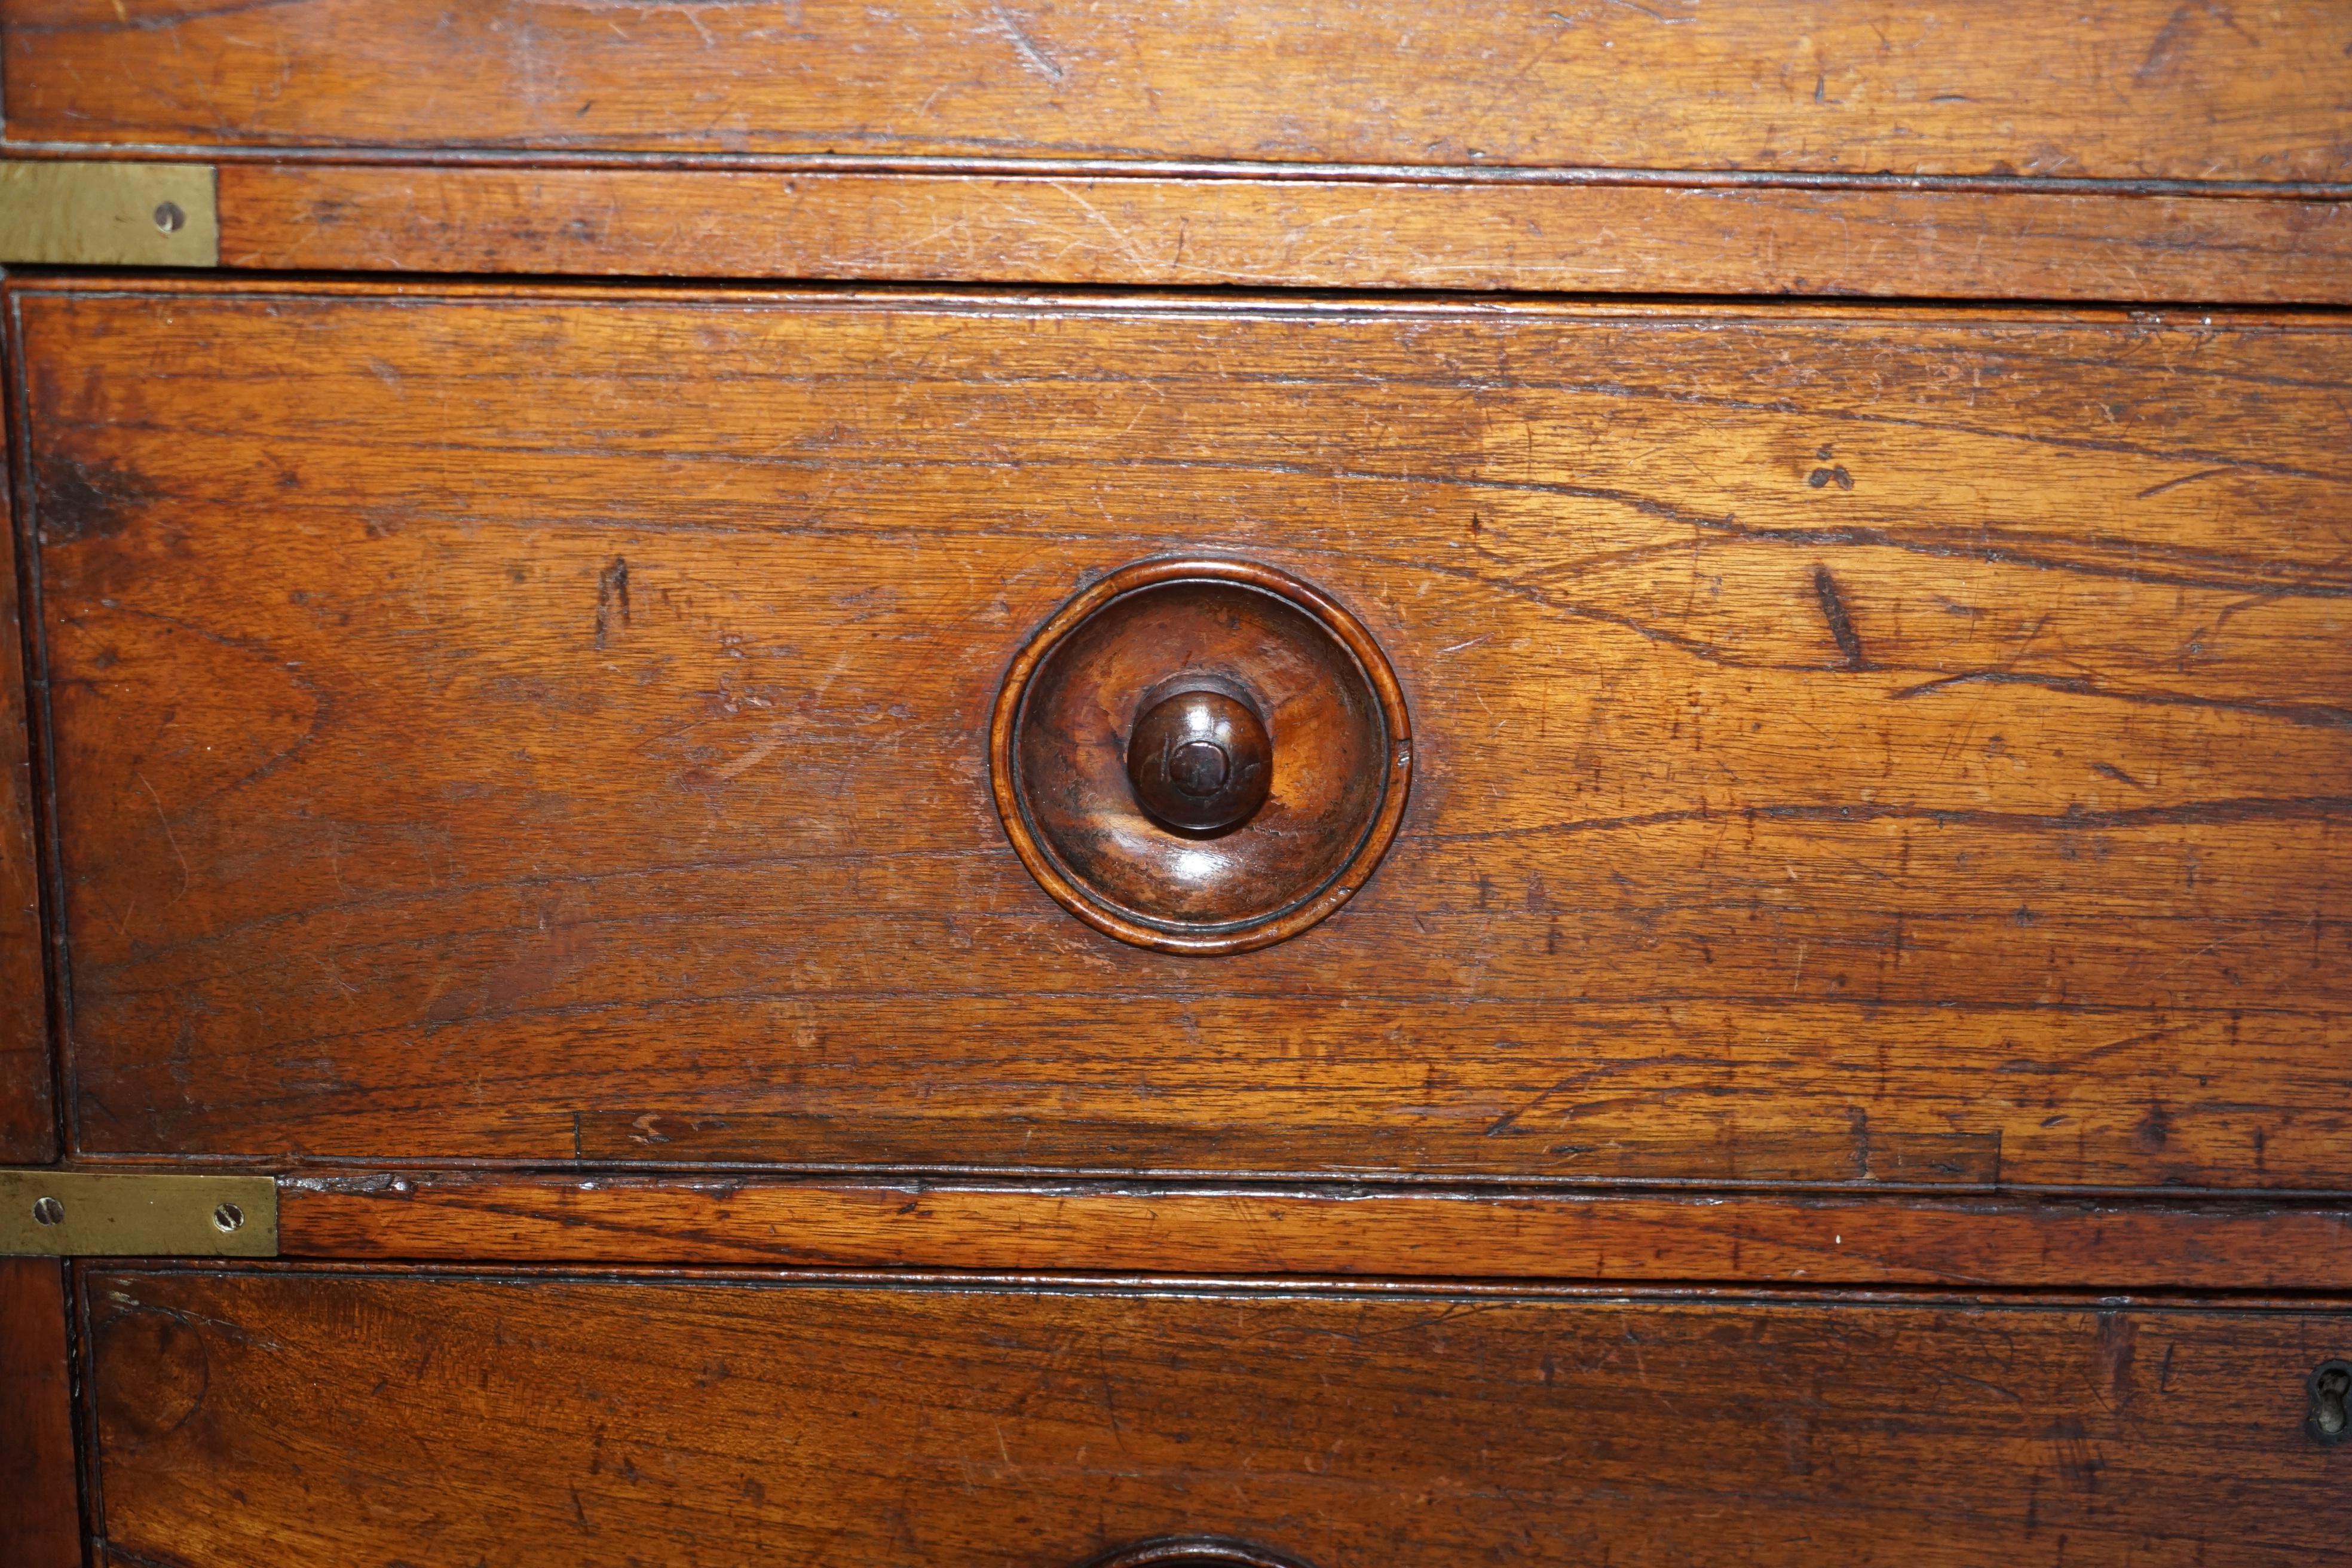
(89, 1271), (2347, 1566)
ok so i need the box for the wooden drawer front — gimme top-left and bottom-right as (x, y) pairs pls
(11, 1), (2352, 185)
(86, 1270), (2352, 1567)
(18, 280), (2352, 1189)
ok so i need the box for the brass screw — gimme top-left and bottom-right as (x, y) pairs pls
(212, 1202), (244, 1233)
(31, 1195), (65, 1226)
(152, 201), (186, 234)
(2311, 1361), (2351, 1445)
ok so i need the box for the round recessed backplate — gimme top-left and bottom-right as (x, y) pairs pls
(990, 557), (1411, 955)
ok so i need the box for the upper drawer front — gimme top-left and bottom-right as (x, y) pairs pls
(18, 280), (2352, 1187)
(8, 0), (2351, 183)
(85, 1270), (2352, 1567)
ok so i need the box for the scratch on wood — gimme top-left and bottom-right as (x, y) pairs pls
(987, 1), (1066, 81)
(2133, 467), (2234, 500)
(1600, 0), (1695, 22)
(1890, 669), (2352, 731)
(133, 771), (191, 901)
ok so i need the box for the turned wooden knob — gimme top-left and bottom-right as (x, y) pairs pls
(992, 557), (1411, 955)
(1126, 684), (1273, 834)
(1076, 1537), (1318, 1568)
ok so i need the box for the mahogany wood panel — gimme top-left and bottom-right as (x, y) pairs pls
(0, 1258), (79, 1568)
(278, 1174), (2352, 1290)
(212, 164), (2352, 304)
(16, 280), (2352, 1187)
(85, 1269), (2352, 1567)
(11, 1), (2352, 183)
(0, 318), (53, 1164)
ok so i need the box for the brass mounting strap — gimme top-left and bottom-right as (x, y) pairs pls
(0, 1169), (277, 1257)
(0, 159), (219, 266)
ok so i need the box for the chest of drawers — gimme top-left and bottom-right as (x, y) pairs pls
(3, 4), (2350, 1564)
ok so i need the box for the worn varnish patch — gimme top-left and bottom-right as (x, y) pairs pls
(15, 281), (2351, 1189)
(83, 1269), (2352, 1567)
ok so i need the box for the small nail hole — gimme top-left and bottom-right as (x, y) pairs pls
(152, 201), (186, 234)
(212, 1202), (244, 1233)
(2308, 1360), (2351, 1444)
(31, 1195), (65, 1226)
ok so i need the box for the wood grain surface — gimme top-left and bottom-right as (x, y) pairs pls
(0, 1258), (79, 1568)
(277, 1174), (2352, 1290)
(16, 279), (2352, 1189)
(84, 1268), (2352, 1567)
(11, 1), (2352, 184)
(0, 321), (53, 1164)
(209, 164), (2352, 304)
